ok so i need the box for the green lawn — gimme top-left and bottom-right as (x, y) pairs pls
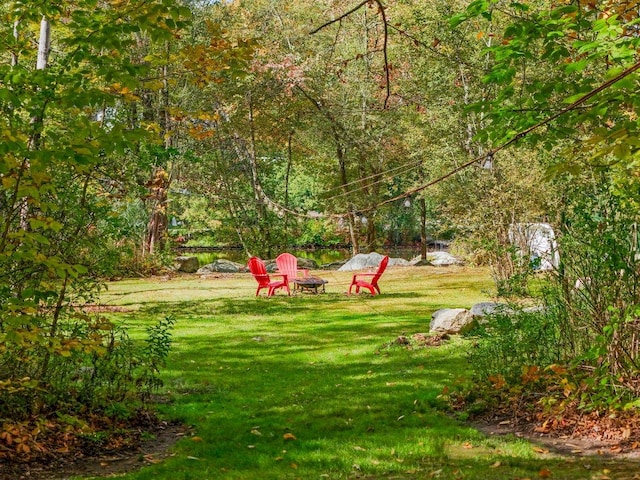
(83, 265), (630, 479)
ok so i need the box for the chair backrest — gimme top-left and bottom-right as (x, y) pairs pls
(248, 257), (269, 286)
(275, 253), (298, 282)
(373, 255), (389, 282)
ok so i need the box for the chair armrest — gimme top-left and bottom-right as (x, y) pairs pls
(272, 274), (288, 282)
(352, 273), (376, 280)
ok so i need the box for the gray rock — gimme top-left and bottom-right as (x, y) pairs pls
(410, 257), (433, 266)
(338, 252), (386, 271)
(425, 251), (461, 266)
(297, 257), (319, 269)
(322, 261), (347, 270)
(338, 252), (409, 271)
(430, 308), (477, 334)
(174, 256), (199, 273)
(470, 302), (512, 318)
(197, 259), (246, 274)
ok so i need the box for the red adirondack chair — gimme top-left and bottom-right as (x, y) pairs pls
(348, 255), (389, 295)
(247, 257), (290, 297)
(275, 253), (309, 289)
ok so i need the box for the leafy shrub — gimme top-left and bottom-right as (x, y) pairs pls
(0, 315), (176, 421)
(466, 307), (562, 385)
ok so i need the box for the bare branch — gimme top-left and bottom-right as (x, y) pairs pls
(309, 0), (370, 35)
(310, 0), (391, 108)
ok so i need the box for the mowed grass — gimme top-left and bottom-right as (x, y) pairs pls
(82, 266), (626, 479)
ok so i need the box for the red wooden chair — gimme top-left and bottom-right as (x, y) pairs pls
(348, 255), (389, 295)
(275, 253), (308, 289)
(247, 257), (290, 297)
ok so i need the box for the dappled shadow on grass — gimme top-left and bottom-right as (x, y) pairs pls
(84, 271), (640, 479)
(122, 291), (431, 319)
(160, 329), (630, 479)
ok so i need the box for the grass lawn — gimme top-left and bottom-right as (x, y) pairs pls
(83, 265), (628, 479)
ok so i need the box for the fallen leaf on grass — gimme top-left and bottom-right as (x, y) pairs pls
(283, 433), (297, 440)
(463, 442), (473, 449)
(251, 429), (262, 436)
(191, 436), (203, 442)
(533, 447), (550, 454)
(490, 461), (501, 468)
(353, 445), (366, 451)
(539, 468), (552, 477)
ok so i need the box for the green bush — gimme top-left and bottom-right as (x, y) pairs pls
(466, 307), (562, 384)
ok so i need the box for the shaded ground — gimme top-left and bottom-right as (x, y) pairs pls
(472, 418), (640, 479)
(473, 417), (640, 459)
(4, 329), (640, 479)
(0, 422), (188, 480)
(7, 414), (640, 480)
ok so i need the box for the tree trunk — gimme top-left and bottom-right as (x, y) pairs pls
(144, 167), (170, 255)
(283, 130), (293, 240)
(420, 197), (427, 260)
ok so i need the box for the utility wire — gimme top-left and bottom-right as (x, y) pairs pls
(322, 161), (425, 202)
(321, 158), (424, 196)
(259, 59), (640, 220)
(370, 58), (640, 212)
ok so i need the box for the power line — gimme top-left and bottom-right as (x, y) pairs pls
(324, 163), (425, 202)
(321, 158), (424, 196)
(370, 58), (640, 212)
(259, 58), (640, 220)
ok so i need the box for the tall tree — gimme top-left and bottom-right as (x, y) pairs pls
(0, 0), (190, 427)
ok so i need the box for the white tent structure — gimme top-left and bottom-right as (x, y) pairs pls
(508, 223), (559, 271)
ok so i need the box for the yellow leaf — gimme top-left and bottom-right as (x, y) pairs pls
(191, 436), (203, 442)
(144, 454), (161, 464)
(490, 461), (501, 468)
(283, 433), (297, 440)
(477, 31), (485, 40)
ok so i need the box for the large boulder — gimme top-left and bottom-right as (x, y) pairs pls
(430, 308), (477, 334)
(174, 256), (199, 273)
(322, 260), (347, 270)
(338, 252), (409, 271)
(425, 251), (462, 266)
(297, 257), (319, 270)
(470, 302), (512, 319)
(197, 259), (246, 274)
